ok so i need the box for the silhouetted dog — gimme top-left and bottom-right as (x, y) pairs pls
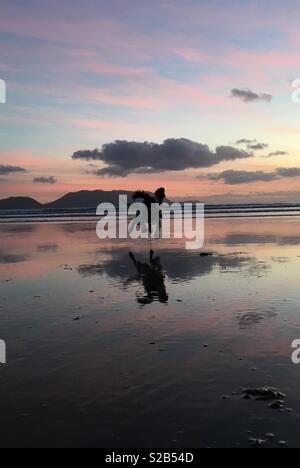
(132, 188), (166, 235)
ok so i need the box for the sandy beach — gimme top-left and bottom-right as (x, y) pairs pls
(0, 216), (299, 447)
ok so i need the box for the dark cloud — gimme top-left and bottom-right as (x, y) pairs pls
(247, 143), (268, 151)
(276, 167), (300, 178)
(230, 88), (272, 103)
(184, 190), (300, 205)
(201, 170), (278, 184)
(199, 167), (300, 185)
(234, 139), (269, 151)
(33, 176), (57, 184)
(235, 139), (257, 145)
(0, 165), (27, 175)
(71, 139), (253, 177)
(265, 151), (289, 158)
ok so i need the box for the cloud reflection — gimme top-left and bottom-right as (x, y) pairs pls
(212, 233), (300, 246)
(237, 309), (277, 329)
(0, 252), (30, 264)
(77, 248), (269, 284)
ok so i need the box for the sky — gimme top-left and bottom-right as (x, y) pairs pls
(0, 0), (300, 203)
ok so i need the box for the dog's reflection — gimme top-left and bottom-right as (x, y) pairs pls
(128, 250), (169, 305)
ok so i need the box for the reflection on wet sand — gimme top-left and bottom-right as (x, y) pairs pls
(0, 217), (300, 447)
(128, 250), (168, 305)
(0, 252), (30, 264)
(237, 308), (277, 329)
(0, 224), (37, 235)
(77, 249), (269, 284)
(36, 244), (59, 253)
(77, 264), (104, 276)
(212, 232), (300, 246)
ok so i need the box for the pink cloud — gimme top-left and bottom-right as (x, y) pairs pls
(0, 18), (124, 48)
(78, 61), (151, 77)
(173, 47), (212, 63)
(229, 49), (300, 71)
(68, 118), (118, 130)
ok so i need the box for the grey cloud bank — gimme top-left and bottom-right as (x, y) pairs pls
(235, 139), (257, 145)
(0, 165), (27, 175)
(230, 88), (272, 103)
(33, 176), (57, 184)
(247, 143), (268, 151)
(199, 168), (300, 185)
(72, 138), (252, 177)
(265, 151), (289, 158)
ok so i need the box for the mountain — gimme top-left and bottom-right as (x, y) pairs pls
(0, 196), (43, 210)
(45, 190), (135, 209)
(0, 190), (151, 211)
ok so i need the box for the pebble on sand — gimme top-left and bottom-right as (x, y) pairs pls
(249, 438), (266, 447)
(269, 400), (284, 410)
(242, 387), (286, 401)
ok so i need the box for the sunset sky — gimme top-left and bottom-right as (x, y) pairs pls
(1, 0), (300, 203)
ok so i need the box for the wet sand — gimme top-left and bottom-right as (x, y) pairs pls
(0, 217), (300, 447)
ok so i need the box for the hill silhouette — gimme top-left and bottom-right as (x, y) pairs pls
(45, 190), (134, 209)
(0, 189), (159, 210)
(0, 196), (43, 210)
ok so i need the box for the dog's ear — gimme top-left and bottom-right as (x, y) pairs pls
(155, 187), (166, 200)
